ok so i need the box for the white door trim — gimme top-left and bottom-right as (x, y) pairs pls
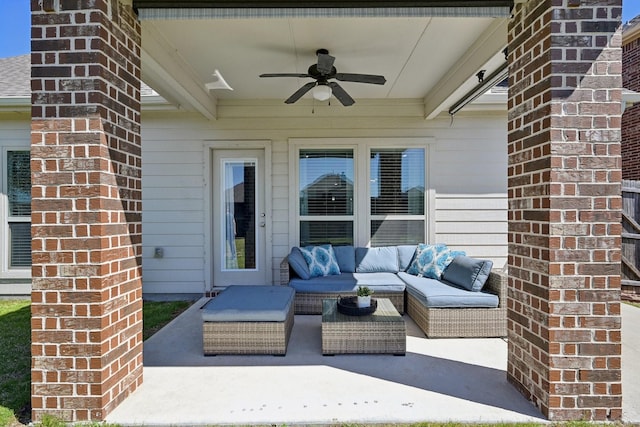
(203, 140), (272, 291)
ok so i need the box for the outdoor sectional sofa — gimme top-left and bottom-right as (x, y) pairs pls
(279, 244), (507, 338)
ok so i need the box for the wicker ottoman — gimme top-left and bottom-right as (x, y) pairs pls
(202, 285), (295, 356)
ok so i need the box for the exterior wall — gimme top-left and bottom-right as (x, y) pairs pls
(30, 0), (143, 422)
(507, 0), (622, 421)
(623, 23), (640, 179)
(0, 114), (31, 294)
(140, 106), (508, 295)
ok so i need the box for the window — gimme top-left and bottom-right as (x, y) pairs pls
(370, 148), (425, 246)
(3, 150), (31, 270)
(294, 139), (429, 247)
(299, 149), (354, 246)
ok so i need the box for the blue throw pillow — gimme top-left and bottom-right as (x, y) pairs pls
(355, 246), (399, 273)
(288, 247), (311, 280)
(299, 244), (341, 278)
(442, 255), (493, 292)
(406, 243), (458, 279)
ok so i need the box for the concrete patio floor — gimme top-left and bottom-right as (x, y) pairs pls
(107, 299), (640, 426)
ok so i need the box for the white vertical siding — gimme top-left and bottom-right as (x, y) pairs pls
(138, 108), (508, 295)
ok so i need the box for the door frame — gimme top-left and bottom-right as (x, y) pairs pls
(203, 140), (273, 291)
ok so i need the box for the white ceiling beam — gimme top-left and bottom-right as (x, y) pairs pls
(141, 22), (217, 120)
(423, 17), (508, 120)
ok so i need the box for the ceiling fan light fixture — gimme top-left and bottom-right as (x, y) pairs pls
(312, 84), (332, 101)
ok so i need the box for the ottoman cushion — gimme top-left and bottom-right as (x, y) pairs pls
(202, 285), (295, 322)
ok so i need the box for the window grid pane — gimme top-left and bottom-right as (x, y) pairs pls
(371, 220), (424, 247)
(9, 222), (32, 267)
(299, 149), (354, 216)
(370, 148), (424, 215)
(7, 151), (31, 217)
(300, 221), (353, 247)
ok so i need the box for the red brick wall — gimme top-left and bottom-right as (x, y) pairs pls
(507, 0), (622, 421)
(30, 0), (142, 422)
(623, 34), (640, 179)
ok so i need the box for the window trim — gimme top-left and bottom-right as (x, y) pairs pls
(1, 147), (32, 278)
(289, 137), (434, 248)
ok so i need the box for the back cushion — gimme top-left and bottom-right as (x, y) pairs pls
(288, 247), (311, 280)
(441, 255), (493, 292)
(397, 245), (417, 271)
(355, 246), (399, 273)
(333, 245), (356, 273)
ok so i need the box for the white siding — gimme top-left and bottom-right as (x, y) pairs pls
(139, 105), (508, 294)
(0, 114), (31, 294)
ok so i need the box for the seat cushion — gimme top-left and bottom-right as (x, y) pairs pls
(201, 285), (295, 322)
(288, 272), (406, 293)
(398, 272), (498, 308)
(289, 274), (358, 293)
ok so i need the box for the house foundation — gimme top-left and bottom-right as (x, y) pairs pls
(30, 0), (143, 421)
(507, 0), (623, 421)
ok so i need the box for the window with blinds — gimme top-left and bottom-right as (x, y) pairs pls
(299, 149), (354, 245)
(370, 148), (425, 246)
(6, 151), (31, 268)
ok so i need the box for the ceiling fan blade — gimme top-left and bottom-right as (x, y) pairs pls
(260, 73), (312, 78)
(328, 82), (355, 106)
(284, 82), (316, 104)
(335, 73), (386, 85)
(316, 53), (335, 75)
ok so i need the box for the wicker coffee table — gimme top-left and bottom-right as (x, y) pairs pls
(321, 298), (406, 355)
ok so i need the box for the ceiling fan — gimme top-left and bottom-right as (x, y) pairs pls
(259, 49), (386, 106)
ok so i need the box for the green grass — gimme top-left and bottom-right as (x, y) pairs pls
(0, 300), (31, 427)
(0, 299), (192, 427)
(624, 300), (640, 309)
(142, 300), (192, 340)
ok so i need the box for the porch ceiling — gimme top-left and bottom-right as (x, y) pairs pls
(136, 4), (509, 119)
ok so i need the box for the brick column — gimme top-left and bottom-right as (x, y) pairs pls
(507, 0), (622, 421)
(30, 0), (142, 422)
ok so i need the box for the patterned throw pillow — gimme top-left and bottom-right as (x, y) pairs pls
(299, 244), (341, 278)
(407, 243), (463, 279)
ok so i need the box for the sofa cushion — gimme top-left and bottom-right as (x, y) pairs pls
(201, 285), (295, 322)
(352, 272), (406, 292)
(355, 246), (399, 273)
(406, 244), (456, 279)
(399, 272), (498, 308)
(288, 272), (406, 293)
(397, 245), (417, 271)
(288, 247), (311, 280)
(299, 244), (340, 277)
(333, 245), (356, 273)
(441, 255), (493, 292)
(289, 274), (357, 293)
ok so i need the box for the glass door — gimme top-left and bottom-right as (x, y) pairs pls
(212, 149), (266, 287)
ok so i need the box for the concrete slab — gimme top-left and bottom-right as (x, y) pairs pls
(106, 298), (640, 426)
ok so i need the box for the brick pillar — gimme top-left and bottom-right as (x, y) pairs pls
(507, 0), (623, 421)
(30, 0), (142, 422)
(622, 24), (640, 179)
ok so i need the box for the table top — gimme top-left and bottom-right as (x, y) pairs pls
(322, 298), (403, 323)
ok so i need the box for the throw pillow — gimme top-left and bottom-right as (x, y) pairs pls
(288, 247), (311, 280)
(355, 246), (399, 273)
(406, 243), (455, 279)
(441, 255), (493, 292)
(299, 244), (341, 278)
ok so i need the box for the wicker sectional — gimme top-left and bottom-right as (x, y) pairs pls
(280, 255), (507, 338)
(405, 271), (507, 338)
